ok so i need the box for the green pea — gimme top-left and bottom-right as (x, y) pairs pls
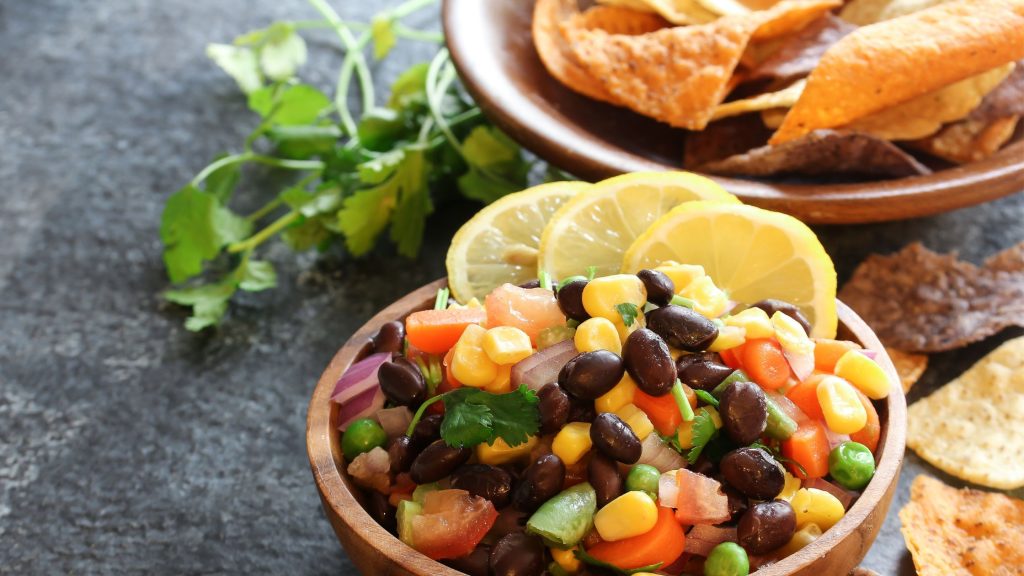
(341, 417), (387, 461)
(828, 441), (875, 490)
(625, 464), (660, 499)
(704, 542), (749, 576)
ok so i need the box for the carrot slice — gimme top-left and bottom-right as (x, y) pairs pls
(719, 347), (742, 370)
(782, 419), (830, 479)
(633, 385), (694, 436)
(849, 389), (880, 453)
(586, 507), (686, 570)
(405, 308), (486, 355)
(741, 339), (791, 390)
(813, 338), (860, 372)
(786, 374), (826, 421)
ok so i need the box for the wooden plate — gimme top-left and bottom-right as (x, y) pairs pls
(307, 279), (907, 575)
(442, 0), (1024, 224)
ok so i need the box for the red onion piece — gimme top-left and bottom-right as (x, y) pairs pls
(659, 471), (680, 507)
(375, 406), (413, 439)
(684, 524), (737, 557)
(824, 427), (851, 451)
(860, 349), (878, 360)
(332, 352), (391, 404)
(675, 469), (731, 525)
(511, 339), (577, 392)
(806, 477), (857, 510)
(784, 348), (815, 382)
(638, 434), (687, 473)
(337, 387), (385, 431)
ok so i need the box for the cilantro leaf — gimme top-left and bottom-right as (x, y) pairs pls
(440, 385), (540, 448)
(388, 149), (432, 257)
(204, 154), (242, 203)
(206, 43), (262, 93)
(258, 23), (307, 81)
(164, 281), (236, 332)
(371, 15), (397, 60)
(695, 389), (719, 407)
(160, 185), (251, 283)
(574, 548), (663, 576)
(387, 63), (429, 110)
(614, 303), (639, 327)
(337, 183), (394, 256)
(687, 407), (719, 464)
(238, 259), (277, 291)
(457, 126), (529, 204)
(248, 84), (330, 126)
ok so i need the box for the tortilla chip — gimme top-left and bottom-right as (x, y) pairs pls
(771, 0), (1024, 144)
(968, 60), (1024, 123)
(711, 79), (806, 121)
(839, 0), (950, 25)
(569, 5), (671, 34)
(696, 129), (931, 177)
(567, 0), (837, 130)
(750, 0), (839, 41)
(910, 115), (1020, 163)
(885, 347), (928, 393)
(607, 0), (720, 23)
(533, 0), (618, 103)
(907, 337), (1024, 489)
(839, 242), (1024, 352)
(761, 107), (788, 128)
(747, 14), (857, 83)
(842, 64), (1015, 140)
(900, 476), (1024, 575)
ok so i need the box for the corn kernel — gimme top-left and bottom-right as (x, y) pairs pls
(725, 307), (775, 340)
(679, 275), (730, 318)
(816, 375), (868, 434)
(615, 403), (654, 441)
(790, 488), (845, 530)
(575, 317), (622, 354)
(550, 547), (581, 573)
(777, 471), (802, 502)
(708, 325), (746, 352)
(654, 261), (706, 293)
(552, 422), (592, 466)
(834, 349), (892, 399)
(594, 491), (658, 541)
(772, 311), (814, 356)
(483, 326), (534, 365)
(595, 374), (637, 413)
(485, 364), (513, 394)
(477, 436), (538, 465)
(581, 274), (647, 322)
(452, 324), (499, 387)
(777, 522), (822, 557)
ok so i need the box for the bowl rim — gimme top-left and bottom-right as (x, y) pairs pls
(307, 279), (907, 575)
(440, 0), (1024, 225)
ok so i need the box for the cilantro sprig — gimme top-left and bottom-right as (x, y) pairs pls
(614, 302), (639, 327)
(574, 548), (663, 576)
(406, 385), (540, 448)
(160, 0), (534, 330)
(686, 407), (719, 464)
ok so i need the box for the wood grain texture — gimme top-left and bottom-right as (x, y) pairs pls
(306, 280), (907, 575)
(441, 0), (1024, 224)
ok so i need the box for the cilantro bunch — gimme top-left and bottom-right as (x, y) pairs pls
(160, 0), (531, 330)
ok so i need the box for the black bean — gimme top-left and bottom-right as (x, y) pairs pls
(556, 279), (590, 322)
(484, 508), (528, 545)
(366, 491), (397, 534)
(588, 452), (623, 507)
(723, 483), (748, 523)
(645, 305), (719, 352)
(409, 440), (472, 484)
(567, 395), (597, 423)
(720, 447), (785, 501)
(561, 350), (625, 400)
(518, 279), (542, 289)
(676, 352), (734, 392)
(623, 328), (676, 396)
(443, 544), (492, 576)
(512, 454), (566, 512)
(591, 413), (642, 464)
(719, 381), (768, 445)
(371, 320), (405, 355)
(410, 414), (442, 450)
(737, 500), (797, 555)
(378, 357), (426, 407)
(751, 299), (812, 336)
(451, 464), (513, 509)
(691, 455), (717, 478)
(387, 435), (415, 473)
(537, 383), (571, 435)
(490, 533), (546, 576)
(636, 269), (675, 306)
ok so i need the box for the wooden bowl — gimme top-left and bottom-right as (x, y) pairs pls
(307, 279), (907, 575)
(441, 0), (1024, 225)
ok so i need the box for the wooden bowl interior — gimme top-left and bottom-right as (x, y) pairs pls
(307, 279), (906, 576)
(441, 0), (1024, 224)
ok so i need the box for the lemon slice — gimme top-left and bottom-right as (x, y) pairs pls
(446, 181), (591, 303)
(622, 202), (838, 338)
(537, 172), (739, 280)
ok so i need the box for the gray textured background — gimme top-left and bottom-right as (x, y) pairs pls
(1, 0), (1021, 574)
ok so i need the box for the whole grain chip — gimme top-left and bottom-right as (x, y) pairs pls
(746, 13), (856, 83)
(899, 475), (1024, 574)
(907, 336), (1024, 489)
(968, 61), (1024, 123)
(771, 0), (1024, 144)
(885, 347), (928, 393)
(838, 242), (1024, 352)
(909, 115), (1020, 164)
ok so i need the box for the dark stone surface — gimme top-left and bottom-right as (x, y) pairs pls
(0, 0), (1021, 574)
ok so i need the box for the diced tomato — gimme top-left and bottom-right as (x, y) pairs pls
(741, 339), (791, 390)
(812, 338), (860, 373)
(484, 284), (565, 344)
(786, 373), (826, 421)
(781, 420), (830, 480)
(634, 386), (694, 436)
(587, 507), (686, 570)
(675, 468), (731, 525)
(410, 489), (498, 560)
(405, 308), (486, 355)
(849, 389), (881, 453)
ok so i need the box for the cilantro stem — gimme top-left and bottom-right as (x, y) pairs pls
(433, 287), (449, 310)
(388, 0), (437, 19)
(425, 49), (463, 156)
(246, 197), (284, 222)
(307, 0), (374, 134)
(226, 210), (301, 254)
(191, 153), (325, 188)
(406, 394), (445, 437)
(334, 32), (372, 137)
(291, 20), (442, 43)
(672, 378), (695, 422)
